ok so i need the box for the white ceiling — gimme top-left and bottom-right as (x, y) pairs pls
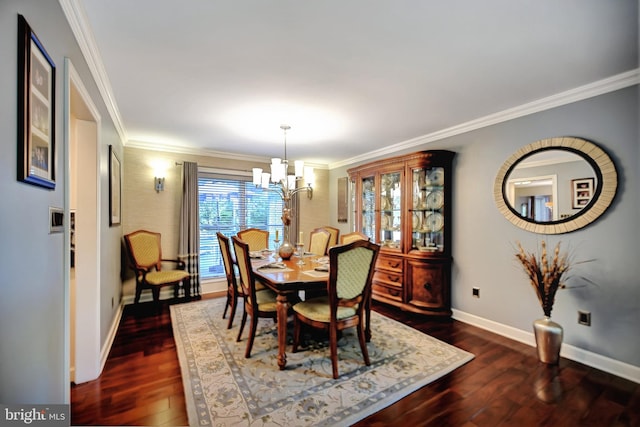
(73, 0), (638, 168)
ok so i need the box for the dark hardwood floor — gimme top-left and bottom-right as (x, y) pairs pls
(71, 295), (639, 426)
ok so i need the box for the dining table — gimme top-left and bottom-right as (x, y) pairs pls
(251, 251), (329, 370)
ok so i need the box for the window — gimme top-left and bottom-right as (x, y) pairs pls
(198, 169), (284, 280)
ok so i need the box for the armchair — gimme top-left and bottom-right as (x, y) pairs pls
(292, 239), (380, 378)
(124, 230), (190, 306)
(237, 228), (269, 251)
(308, 228), (331, 256)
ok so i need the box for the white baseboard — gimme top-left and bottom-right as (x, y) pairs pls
(452, 309), (640, 384)
(100, 300), (124, 375)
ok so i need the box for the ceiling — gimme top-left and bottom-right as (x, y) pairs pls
(72, 0), (638, 168)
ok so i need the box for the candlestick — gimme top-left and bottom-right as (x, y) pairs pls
(299, 231), (304, 244)
(275, 229), (279, 240)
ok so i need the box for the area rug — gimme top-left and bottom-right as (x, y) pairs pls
(170, 298), (474, 426)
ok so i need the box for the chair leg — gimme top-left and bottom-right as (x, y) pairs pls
(227, 291), (238, 330)
(236, 308), (247, 342)
(244, 314), (259, 358)
(329, 326), (340, 379)
(365, 294), (372, 342)
(134, 284), (142, 304)
(222, 288), (231, 320)
(357, 322), (371, 366)
(292, 316), (301, 353)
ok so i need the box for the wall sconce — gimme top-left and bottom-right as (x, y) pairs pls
(155, 177), (165, 192)
(304, 166), (314, 199)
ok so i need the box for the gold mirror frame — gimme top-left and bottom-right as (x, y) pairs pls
(493, 137), (617, 234)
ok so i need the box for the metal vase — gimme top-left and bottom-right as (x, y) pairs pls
(533, 316), (563, 364)
(278, 241), (294, 260)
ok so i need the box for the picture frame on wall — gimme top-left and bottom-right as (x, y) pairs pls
(109, 145), (121, 226)
(17, 15), (56, 189)
(337, 177), (349, 223)
(571, 177), (594, 209)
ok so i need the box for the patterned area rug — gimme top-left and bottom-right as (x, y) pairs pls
(171, 298), (474, 426)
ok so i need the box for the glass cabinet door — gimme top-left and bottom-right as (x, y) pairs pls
(380, 171), (401, 248)
(411, 166), (445, 253)
(361, 176), (375, 240)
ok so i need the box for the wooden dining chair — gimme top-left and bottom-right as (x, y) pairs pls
(232, 236), (279, 358)
(308, 228), (331, 256)
(292, 239), (380, 379)
(320, 226), (340, 253)
(237, 228), (269, 252)
(124, 230), (190, 307)
(217, 232), (245, 329)
(339, 231), (369, 245)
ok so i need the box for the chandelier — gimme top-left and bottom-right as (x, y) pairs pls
(252, 125), (314, 259)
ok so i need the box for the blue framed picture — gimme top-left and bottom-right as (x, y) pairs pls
(17, 14), (56, 189)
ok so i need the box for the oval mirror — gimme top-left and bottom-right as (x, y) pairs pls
(493, 137), (617, 234)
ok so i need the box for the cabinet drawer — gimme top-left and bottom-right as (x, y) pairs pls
(373, 270), (402, 286)
(376, 254), (403, 272)
(372, 282), (403, 302)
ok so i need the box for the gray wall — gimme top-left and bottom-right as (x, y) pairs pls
(331, 87), (639, 367)
(0, 0), (123, 403)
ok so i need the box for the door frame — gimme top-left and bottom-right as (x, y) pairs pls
(64, 58), (102, 392)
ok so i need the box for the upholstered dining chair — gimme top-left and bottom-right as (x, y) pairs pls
(292, 239), (380, 379)
(124, 230), (190, 306)
(339, 231), (369, 245)
(308, 228), (331, 256)
(320, 226), (340, 253)
(232, 236), (280, 358)
(217, 232), (245, 329)
(237, 228), (269, 251)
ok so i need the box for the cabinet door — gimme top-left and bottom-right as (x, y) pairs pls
(360, 175), (376, 240)
(406, 259), (450, 313)
(379, 171), (402, 249)
(410, 165), (446, 253)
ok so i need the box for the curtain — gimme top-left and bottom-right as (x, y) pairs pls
(179, 161), (200, 298)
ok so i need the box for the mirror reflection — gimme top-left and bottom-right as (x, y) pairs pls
(505, 150), (596, 223)
(494, 136), (617, 234)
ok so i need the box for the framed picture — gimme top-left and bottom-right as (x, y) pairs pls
(337, 177), (349, 223)
(109, 145), (121, 226)
(571, 177), (594, 209)
(17, 15), (56, 189)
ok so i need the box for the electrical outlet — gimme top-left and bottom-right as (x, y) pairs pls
(472, 287), (480, 298)
(578, 310), (591, 326)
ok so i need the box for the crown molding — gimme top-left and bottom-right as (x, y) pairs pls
(60, 0), (128, 144)
(330, 68), (640, 170)
(126, 139), (328, 169)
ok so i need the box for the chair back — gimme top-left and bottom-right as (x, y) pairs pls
(321, 226), (340, 250)
(124, 230), (163, 271)
(237, 228), (269, 251)
(217, 232), (237, 289)
(339, 231), (369, 245)
(309, 228), (331, 255)
(328, 239), (380, 309)
(232, 236), (258, 306)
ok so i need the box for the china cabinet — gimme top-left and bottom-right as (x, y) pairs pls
(348, 150), (455, 316)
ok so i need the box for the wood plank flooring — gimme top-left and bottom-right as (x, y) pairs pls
(71, 295), (639, 426)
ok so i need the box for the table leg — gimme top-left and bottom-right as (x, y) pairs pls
(276, 293), (289, 370)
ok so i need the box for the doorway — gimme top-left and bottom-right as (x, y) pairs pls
(506, 174), (558, 222)
(65, 59), (101, 387)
